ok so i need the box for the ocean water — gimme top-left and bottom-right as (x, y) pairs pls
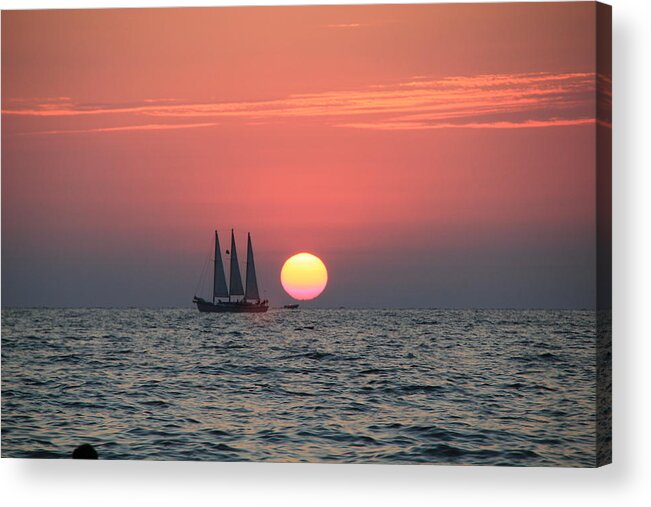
(1, 308), (598, 466)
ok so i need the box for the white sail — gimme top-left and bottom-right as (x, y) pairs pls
(229, 229), (245, 296)
(245, 233), (260, 301)
(213, 231), (229, 298)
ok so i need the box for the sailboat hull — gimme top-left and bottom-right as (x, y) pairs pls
(194, 298), (268, 313)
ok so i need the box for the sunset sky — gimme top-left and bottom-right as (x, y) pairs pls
(2, 3), (608, 308)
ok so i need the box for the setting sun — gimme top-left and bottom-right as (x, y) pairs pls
(281, 253), (328, 300)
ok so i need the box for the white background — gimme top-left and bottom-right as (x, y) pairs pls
(0, 0), (649, 505)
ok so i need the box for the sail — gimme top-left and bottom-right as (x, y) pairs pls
(245, 233), (260, 300)
(213, 231), (229, 298)
(229, 230), (245, 296)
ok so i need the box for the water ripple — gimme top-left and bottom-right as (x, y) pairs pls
(1, 308), (597, 466)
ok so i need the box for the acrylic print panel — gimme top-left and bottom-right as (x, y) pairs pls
(1, 2), (611, 467)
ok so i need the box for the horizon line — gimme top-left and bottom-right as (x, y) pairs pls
(1, 305), (600, 312)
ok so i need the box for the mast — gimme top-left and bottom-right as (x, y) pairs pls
(245, 232), (260, 301)
(229, 229), (244, 300)
(212, 231), (229, 303)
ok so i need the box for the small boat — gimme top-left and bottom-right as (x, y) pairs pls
(193, 230), (269, 313)
(283, 304), (299, 309)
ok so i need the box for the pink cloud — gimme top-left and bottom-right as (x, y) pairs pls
(19, 122), (218, 136)
(339, 118), (598, 131)
(326, 23), (364, 29)
(3, 71), (608, 133)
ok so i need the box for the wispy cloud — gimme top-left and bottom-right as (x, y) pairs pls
(19, 122), (218, 136)
(326, 23), (364, 29)
(3, 71), (608, 133)
(340, 118), (597, 131)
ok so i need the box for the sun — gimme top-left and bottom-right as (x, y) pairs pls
(281, 253), (328, 300)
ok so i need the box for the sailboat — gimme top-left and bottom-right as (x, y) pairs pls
(193, 230), (269, 313)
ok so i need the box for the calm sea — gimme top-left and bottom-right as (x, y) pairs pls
(1, 308), (598, 466)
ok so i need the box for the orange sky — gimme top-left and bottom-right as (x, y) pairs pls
(1, 3), (608, 308)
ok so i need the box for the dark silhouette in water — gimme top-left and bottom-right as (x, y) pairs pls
(72, 444), (98, 459)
